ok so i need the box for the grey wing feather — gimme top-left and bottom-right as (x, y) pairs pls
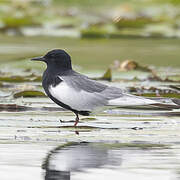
(61, 71), (123, 99)
(57, 71), (179, 111)
(62, 71), (107, 93)
(59, 71), (124, 111)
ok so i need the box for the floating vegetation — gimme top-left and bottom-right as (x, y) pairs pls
(0, 74), (41, 83)
(147, 72), (180, 83)
(128, 86), (179, 94)
(169, 85), (180, 92)
(0, 0), (179, 38)
(13, 90), (46, 98)
(81, 28), (108, 38)
(1, 16), (40, 30)
(111, 60), (152, 72)
(0, 76), (30, 83)
(137, 93), (180, 99)
(0, 104), (28, 111)
(100, 61), (180, 83)
(114, 16), (157, 29)
(94, 142), (168, 149)
(93, 68), (112, 81)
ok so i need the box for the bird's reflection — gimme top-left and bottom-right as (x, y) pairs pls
(43, 142), (122, 180)
(45, 170), (70, 180)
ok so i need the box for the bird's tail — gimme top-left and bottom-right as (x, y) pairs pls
(148, 97), (180, 110)
(108, 94), (180, 110)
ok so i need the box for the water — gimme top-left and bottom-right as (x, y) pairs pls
(44, 142), (180, 180)
(0, 105), (180, 180)
(0, 36), (180, 72)
(0, 36), (180, 179)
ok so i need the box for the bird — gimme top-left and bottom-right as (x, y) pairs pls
(31, 49), (180, 126)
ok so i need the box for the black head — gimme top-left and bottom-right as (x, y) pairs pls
(31, 49), (72, 71)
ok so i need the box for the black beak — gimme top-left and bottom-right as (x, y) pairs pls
(31, 56), (45, 61)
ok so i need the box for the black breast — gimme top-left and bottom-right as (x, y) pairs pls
(42, 69), (62, 93)
(42, 69), (91, 116)
(42, 69), (76, 113)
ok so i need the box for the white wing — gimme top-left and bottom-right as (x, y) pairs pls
(108, 94), (158, 106)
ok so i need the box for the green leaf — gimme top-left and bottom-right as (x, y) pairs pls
(13, 90), (46, 98)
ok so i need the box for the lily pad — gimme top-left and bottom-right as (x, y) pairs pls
(81, 28), (108, 38)
(136, 93), (180, 98)
(13, 90), (46, 98)
(115, 16), (156, 29)
(1, 16), (39, 29)
(0, 76), (29, 83)
(0, 75), (42, 82)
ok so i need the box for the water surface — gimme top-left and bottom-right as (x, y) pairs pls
(0, 36), (180, 180)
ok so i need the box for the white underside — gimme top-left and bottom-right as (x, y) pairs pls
(49, 80), (158, 112)
(49, 81), (99, 111)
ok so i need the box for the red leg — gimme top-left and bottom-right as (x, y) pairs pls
(74, 113), (79, 127)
